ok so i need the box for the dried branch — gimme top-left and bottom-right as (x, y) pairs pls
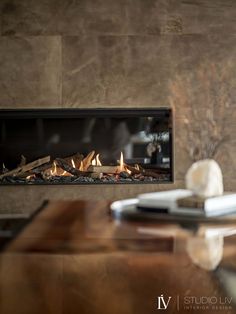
(169, 60), (232, 162)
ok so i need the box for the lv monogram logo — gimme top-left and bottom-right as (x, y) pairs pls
(157, 294), (172, 310)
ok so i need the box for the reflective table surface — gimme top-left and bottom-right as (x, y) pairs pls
(0, 200), (236, 314)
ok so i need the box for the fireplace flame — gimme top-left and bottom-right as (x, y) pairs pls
(91, 154), (102, 166)
(50, 161), (70, 176)
(126, 168), (132, 175)
(79, 162), (83, 171)
(119, 152), (132, 175)
(91, 158), (96, 166)
(0, 149), (162, 183)
(26, 174), (35, 180)
(96, 154), (102, 166)
(119, 152), (124, 172)
(50, 161), (57, 176)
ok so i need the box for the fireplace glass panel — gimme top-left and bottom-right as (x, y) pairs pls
(0, 109), (173, 184)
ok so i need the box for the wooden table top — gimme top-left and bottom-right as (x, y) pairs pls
(0, 200), (236, 314)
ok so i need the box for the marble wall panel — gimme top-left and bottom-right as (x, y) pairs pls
(0, 36), (61, 108)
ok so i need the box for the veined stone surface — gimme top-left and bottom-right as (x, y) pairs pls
(0, 36), (61, 107)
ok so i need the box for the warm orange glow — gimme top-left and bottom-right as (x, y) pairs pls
(71, 159), (76, 168)
(91, 154), (102, 166)
(119, 152), (124, 172)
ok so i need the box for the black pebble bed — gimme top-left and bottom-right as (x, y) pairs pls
(0, 173), (171, 185)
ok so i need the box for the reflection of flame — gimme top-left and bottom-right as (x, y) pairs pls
(119, 152), (124, 172)
(91, 154), (102, 166)
(71, 159), (76, 168)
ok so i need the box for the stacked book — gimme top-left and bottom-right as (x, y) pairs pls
(137, 189), (236, 217)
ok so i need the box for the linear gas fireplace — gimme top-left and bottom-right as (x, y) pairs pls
(0, 109), (173, 185)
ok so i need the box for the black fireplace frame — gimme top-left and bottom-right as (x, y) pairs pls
(0, 108), (174, 185)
